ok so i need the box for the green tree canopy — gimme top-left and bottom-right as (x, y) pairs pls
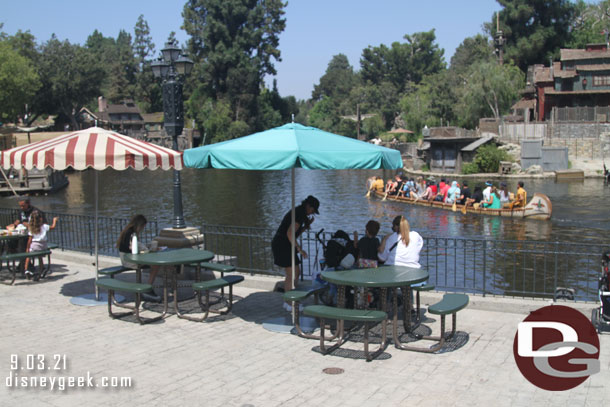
(455, 61), (524, 129)
(183, 0), (286, 135)
(0, 40), (40, 123)
(360, 30), (445, 93)
(38, 36), (105, 129)
(488, 0), (576, 71)
(312, 54), (356, 108)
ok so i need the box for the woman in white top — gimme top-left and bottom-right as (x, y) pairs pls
(378, 215), (423, 268)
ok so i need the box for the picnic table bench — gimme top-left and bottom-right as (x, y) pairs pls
(176, 274), (244, 322)
(401, 293), (469, 353)
(283, 282), (330, 338)
(95, 277), (166, 324)
(0, 243), (59, 284)
(304, 305), (388, 362)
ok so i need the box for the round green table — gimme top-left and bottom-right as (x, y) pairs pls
(321, 265), (429, 349)
(123, 248), (215, 317)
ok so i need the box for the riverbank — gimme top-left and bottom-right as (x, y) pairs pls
(0, 249), (607, 406)
(404, 157), (607, 180)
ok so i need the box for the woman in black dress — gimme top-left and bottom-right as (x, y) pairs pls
(272, 195), (320, 308)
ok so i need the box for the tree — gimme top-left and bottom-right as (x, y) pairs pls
(133, 15), (161, 112)
(455, 61), (524, 129)
(400, 70), (456, 134)
(183, 0), (286, 132)
(449, 34), (494, 77)
(567, 0), (610, 48)
(360, 30), (445, 93)
(312, 54), (356, 109)
(38, 36), (105, 129)
(0, 41), (40, 123)
(107, 30), (137, 102)
(487, 0), (576, 71)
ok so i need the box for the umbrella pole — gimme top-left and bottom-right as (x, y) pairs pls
(95, 171), (99, 300)
(290, 167), (296, 291)
(290, 168), (296, 323)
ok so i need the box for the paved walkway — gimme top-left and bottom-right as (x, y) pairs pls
(0, 250), (608, 407)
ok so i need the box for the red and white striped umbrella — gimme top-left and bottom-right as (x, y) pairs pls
(1, 127), (182, 171)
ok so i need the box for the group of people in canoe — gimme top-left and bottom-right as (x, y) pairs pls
(368, 174), (528, 209)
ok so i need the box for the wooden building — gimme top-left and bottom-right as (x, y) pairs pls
(515, 44), (610, 122)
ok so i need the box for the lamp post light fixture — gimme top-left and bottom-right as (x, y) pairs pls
(151, 40), (194, 229)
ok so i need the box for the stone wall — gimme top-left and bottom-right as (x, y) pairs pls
(498, 122), (610, 159)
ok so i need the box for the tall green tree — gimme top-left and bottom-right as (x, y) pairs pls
(0, 41), (40, 123)
(455, 61), (524, 129)
(107, 30), (137, 102)
(488, 0), (576, 71)
(133, 15), (161, 112)
(400, 70), (457, 134)
(183, 0), (286, 136)
(38, 36), (105, 129)
(360, 30), (445, 93)
(312, 54), (356, 109)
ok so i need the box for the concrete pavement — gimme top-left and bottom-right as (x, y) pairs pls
(0, 249), (608, 407)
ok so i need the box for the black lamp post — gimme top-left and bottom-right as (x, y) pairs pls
(152, 41), (194, 229)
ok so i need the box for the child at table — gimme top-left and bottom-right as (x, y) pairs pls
(24, 211), (58, 278)
(353, 220), (381, 268)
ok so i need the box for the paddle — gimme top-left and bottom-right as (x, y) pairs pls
(381, 192), (388, 201)
(461, 204), (467, 214)
(365, 189), (371, 198)
(452, 202), (457, 212)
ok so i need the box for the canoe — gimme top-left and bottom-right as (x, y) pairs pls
(368, 189), (552, 220)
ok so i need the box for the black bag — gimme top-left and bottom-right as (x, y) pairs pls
(324, 230), (357, 268)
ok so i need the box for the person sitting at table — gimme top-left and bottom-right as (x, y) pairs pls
(378, 216), (424, 311)
(23, 211), (58, 278)
(378, 215), (423, 269)
(117, 214), (161, 302)
(5, 198), (47, 257)
(353, 220), (381, 268)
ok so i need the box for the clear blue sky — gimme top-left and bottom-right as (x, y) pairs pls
(1, 1), (504, 100)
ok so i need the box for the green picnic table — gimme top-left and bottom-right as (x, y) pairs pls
(321, 265), (429, 349)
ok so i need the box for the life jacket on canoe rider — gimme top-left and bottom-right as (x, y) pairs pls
(324, 230), (357, 269)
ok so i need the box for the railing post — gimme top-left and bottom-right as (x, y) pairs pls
(87, 220), (93, 256)
(482, 240), (487, 297)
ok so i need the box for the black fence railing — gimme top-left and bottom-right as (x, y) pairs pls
(0, 208), (603, 301)
(0, 208), (158, 256)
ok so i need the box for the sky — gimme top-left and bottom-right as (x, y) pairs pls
(1, 0), (504, 100)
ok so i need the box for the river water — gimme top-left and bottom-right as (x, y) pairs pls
(2, 168), (608, 245)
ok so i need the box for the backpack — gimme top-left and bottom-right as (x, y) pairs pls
(324, 230), (357, 268)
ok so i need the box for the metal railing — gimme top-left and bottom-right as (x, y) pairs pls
(0, 207), (603, 301)
(0, 208), (159, 255)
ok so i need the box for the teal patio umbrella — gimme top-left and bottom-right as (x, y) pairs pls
(183, 122), (403, 287)
(184, 123), (402, 332)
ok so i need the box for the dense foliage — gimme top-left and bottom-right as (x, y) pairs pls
(462, 144), (512, 174)
(2, 1), (610, 142)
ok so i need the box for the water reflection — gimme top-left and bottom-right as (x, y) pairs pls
(0, 168), (607, 244)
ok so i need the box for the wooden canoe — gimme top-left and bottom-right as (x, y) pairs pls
(369, 189), (552, 220)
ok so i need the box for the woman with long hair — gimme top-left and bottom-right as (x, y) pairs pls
(117, 214), (160, 302)
(377, 215), (423, 268)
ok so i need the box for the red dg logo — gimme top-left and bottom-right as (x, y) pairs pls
(513, 305), (600, 391)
